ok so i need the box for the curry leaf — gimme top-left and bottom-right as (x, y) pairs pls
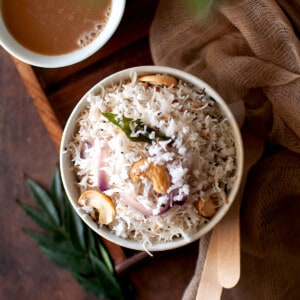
(86, 226), (97, 254)
(101, 112), (170, 144)
(65, 196), (86, 251)
(19, 168), (132, 299)
(25, 230), (93, 274)
(73, 272), (123, 300)
(50, 168), (65, 223)
(88, 250), (123, 299)
(17, 201), (58, 232)
(40, 245), (94, 274)
(26, 177), (60, 225)
(98, 240), (114, 274)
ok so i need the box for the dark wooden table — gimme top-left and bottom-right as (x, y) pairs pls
(0, 1), (199, 299)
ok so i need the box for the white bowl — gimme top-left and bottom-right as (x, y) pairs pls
(60, 66), (244, 252)
(0, 0), (125, 68)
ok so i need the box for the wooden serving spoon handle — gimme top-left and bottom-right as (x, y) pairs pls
(216, 194), (241, 288)
(196, 230), (223, 300)
(217, 127), (265, 288)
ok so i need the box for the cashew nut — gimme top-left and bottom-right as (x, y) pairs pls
(139, 74), (178, 87)
(196, 197), (218, 218)
(129, 158), (171, 194)
(78, 190), (116, 225)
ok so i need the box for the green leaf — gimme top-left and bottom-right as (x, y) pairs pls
(102, 112), (170, 144)
(89, 250), (123, 299)
(26, 177), (60, 226)
(65, 197), (86, 251)
(27, 232), (92, 274)
(50, 168), (65, 223)
(98, 240), (114, 274)
(40, 246), (94, 274)
(17, 201), (58, 232)
(86, 226), (97, 253)
(73, 272), (122, 300)
(24, 229), (61, 247)
(20, 168), (131, 299)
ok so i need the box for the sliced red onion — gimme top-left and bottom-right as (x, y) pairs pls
(121, 194), (153, 216)
(80, 140), (109, 191)
(155, 198), (171, 216)
(183, 150), (196, 173)
(97, 145), (109, 191)
(80, 140), (93, 159)
(121, 194), (171, 216)
(168, 188), (187, 206)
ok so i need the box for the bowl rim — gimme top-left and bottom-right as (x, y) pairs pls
(60, 65), (244, 252)
(0, 0), (126, 68)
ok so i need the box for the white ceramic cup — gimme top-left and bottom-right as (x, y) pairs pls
(60, 66), (244, 252)
(0, 0), (126, 68)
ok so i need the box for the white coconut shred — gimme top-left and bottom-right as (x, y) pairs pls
(67, 72), (237, 247)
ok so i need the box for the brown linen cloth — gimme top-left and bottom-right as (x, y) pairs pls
(150, 0), (300, 299)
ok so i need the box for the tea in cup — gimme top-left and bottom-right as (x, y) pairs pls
(0, 0), (125, 67)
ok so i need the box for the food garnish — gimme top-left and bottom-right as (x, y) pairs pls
(139, 74), (178, 87)
(78, 190), (116, 225)
(129, 158), (171, 194)
(101, 112), (170, 144)
(196, 197), (218, 218)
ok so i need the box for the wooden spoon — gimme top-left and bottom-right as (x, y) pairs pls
(216, 127), (265, 288)
(196, 101), (246, 299)
(196, 230), (223, 299)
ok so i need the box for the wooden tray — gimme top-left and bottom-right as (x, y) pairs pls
(11, 0), (159, 274)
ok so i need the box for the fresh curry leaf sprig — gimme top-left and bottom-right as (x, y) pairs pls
(18, 168), (132, 300)
(102, 112), (170, 144)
